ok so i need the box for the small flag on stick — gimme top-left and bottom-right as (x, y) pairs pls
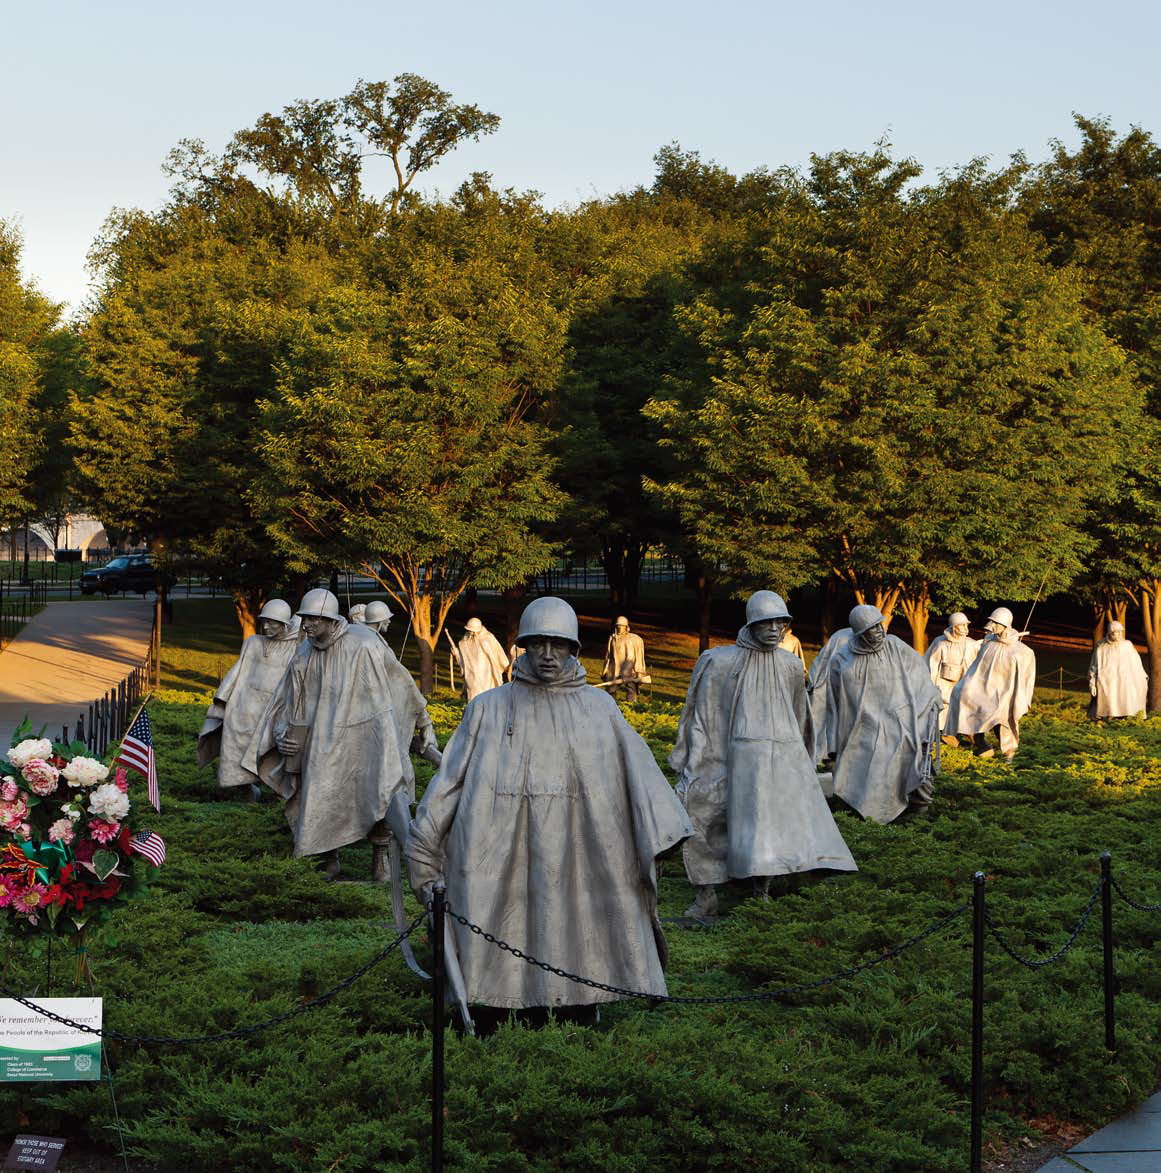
(129, 829), (166, 867)
(115, 707), (160, 812)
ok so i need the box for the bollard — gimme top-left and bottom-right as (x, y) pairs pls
(1101, 852), (1117, 1054)
(971, 871), (985, 1173)
(432, 885), (446, 1173)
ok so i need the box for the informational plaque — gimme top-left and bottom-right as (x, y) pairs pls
(4, 1135), (66, 1171)
(0, 999), (101, 1082)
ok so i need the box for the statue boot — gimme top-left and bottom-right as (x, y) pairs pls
(322, 849), (341, 881)
(371, 842), (390, 883)
(684, 885), (718, 919)
(753, 876), (773, 903)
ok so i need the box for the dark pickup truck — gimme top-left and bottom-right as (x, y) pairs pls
(80, 555), (170, 597)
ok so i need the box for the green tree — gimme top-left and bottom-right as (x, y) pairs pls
(1024, 116), (1161, 709)
(256, 180), (566, 693)
(647, 148), (1140, 650)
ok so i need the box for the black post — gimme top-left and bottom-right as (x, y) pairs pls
(1101, 852), (1117, 1054)
(432, 885), (446, 1173)
(971, 871), (985, 1173)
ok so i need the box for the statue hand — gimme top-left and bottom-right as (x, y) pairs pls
(276, 734), (300, 755)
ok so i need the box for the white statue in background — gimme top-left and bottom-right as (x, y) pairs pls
(450, 617), (510, 700)
(348, 603), (367, 625)
(671, 591), (857, 919)
(198, 599), (301, 794)
(1088, 620), (1148, 719)
(602, 616), (647, 702)
(945, 606), (1036, 761)
(406, 597), (691, 1016)
(925, 612), (981, 746)
(779, 624), (806, 671)
(826, 604), (943, 823)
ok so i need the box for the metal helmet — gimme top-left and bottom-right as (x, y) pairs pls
(987, 606), (1014, 628)
(464, 617), (483, 633)
(516, 597), (580, 650)
(258, 599), (293, 625)
(745, 590), (792, 626)
(297, 588), (341, 620)
(1107, 619), (1125, 634)
(348, 603), (366, 624)
(364, 600), (393, 625)
(949, 611), (969, 629)
(614, 615), (630, 629)
(849, 604), (886, 636)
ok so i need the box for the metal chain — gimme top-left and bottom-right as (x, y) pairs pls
(444, 900), (970, 1005)
(983, 881), (1100, 970)
(1110, 874), (1161, 913)
(0, 912), (426, 1046)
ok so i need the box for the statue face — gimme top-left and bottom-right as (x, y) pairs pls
(858, 622), (886, 651)
(523, 636), (573, 682)
(615, 623), (629, 633)
(749, 618), (788, 647)
(302, 615), (339, 644)
(260, 618), (285, 638)
(952, 622), (969, 638)
(986, 620), (1005, 636)
(1109, 626), (1125, 642)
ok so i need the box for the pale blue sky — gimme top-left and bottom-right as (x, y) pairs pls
(4, 0), (1158, 314)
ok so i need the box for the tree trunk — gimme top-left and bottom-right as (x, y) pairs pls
(898, 585), (930, 653)
(411, 592), (435, 695)
(1142, 579), (1161, 714)
(1111, 599), (1128, 628)
(232, 586), (264, 639)
(1092, 602), (1106, 649)
(696, 570), (712, 654)
(502, 582), (529, 651)
(821, 577), (838, 642)
(21, 517), (30, 585)
(602, 540), (648, 613)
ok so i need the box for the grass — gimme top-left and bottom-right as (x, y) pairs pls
(0, 595), (1157, 1171)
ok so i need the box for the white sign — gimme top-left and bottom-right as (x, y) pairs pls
(0, 998), (101, 1082)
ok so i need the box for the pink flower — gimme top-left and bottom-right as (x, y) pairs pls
(0, 779), (17, 802)
(21, 759), (59, 795)
(16, 824), (30, 841)
(88, 819), (121, 844)
(114, 768), (129, 793)
(12, 883), (48, 918)
(48, 819), (75, 845)
(0, 797), (29, 831)
(0, 878), (15, 908)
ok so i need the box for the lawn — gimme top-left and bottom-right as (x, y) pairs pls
(1, 596), (1159, 1171)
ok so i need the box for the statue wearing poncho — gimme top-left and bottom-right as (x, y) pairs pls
(246, 598), (417, 859)
(827, 605), (943, 824)
(1088, 621), (1148, 719)
(406, 598), (691, 1010)
(945, 607), (1035, 760)
(672, 592), (857, 918)
(198, 599), (301, 789)
(806, 627), (853, 763)
(451, 618), (510, 700)
(925, 612), (981, 742)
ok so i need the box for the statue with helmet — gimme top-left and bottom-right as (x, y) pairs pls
(447, 617), (510, 700)
(826, 604), (943, 823)
(197, 599), (302, 794)
(944, 607), (1036, 760)
(805, 624), (855, 764)
(671, 590), (857, 919)
(925, 612), (982, 746)
(1088, 620), (1148, 720)
(601, 616), (648, 702)
(406, 596), (691, 1024)
(244, 588), (439, 883)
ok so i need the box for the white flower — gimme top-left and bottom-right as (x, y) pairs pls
(87, 782), (130, 822)
(7, 739), (53, 768)
(62, 756), (110, 788)
(61, 802), (83, 823)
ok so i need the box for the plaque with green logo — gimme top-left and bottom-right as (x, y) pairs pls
(0, 999), (101, 1082)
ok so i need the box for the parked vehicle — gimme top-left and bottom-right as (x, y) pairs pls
(79, 555), (171, 597)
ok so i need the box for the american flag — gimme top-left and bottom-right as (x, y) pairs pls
(115, 707), (160, 812)
(129, 829), (166, 867)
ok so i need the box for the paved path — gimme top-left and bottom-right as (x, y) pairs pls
(0, 599), (154, 747)
(1040, 1093), (1161, 1170)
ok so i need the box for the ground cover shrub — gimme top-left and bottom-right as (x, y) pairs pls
(0, 598), (1157, 1169)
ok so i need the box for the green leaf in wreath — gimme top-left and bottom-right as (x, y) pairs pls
(92, 851), (119, 881)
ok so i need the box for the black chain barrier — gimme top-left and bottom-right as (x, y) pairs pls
(444, 899), (971, 1004)
(0, 911), (426, 1046)
(1110, 873), (1161, 913)
(982, 879), (1101, 970)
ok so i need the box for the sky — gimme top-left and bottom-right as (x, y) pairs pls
(4, 0), (1159, 315)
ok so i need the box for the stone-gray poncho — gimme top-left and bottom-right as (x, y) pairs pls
(454, 628), (510, 701)
(806, 627), (853, 762)
(945, 632), (1035, 739)
(405, 656), (691, 1009)
(603, 631), (647, 683)
(246, 620), (413, 856)
(197, 619), (301, 787)
(670, 626), (857, 885)
(925, 630), (981, 731)
(1088, 638), (1148, 718)
(827, 634), (942, 824)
